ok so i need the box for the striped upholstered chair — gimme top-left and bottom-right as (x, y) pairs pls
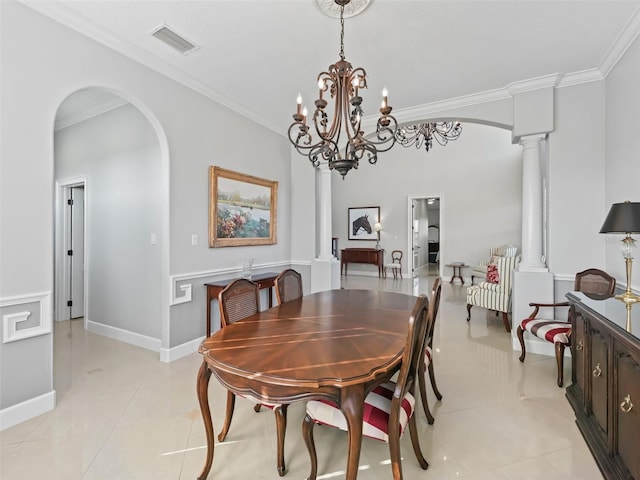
(517, 268), (616, 387)
(466, 254), (521, 332)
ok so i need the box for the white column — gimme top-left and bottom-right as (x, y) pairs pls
(311, 163), (340, 293)
(317, 163), (333, 260)
(519, 134), (548, 272)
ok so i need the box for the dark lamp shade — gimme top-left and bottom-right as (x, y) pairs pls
(600, 202), (640, 234)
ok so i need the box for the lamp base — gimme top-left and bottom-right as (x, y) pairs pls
(615, 291), (640, 333)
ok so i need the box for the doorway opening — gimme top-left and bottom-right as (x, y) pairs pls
(55, 179), (86, 324)
(408, 196), (442, 278)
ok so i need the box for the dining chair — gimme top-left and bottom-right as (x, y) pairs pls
(384, 250), (403, 279)
(302, 294), (431, 480)
(274, 268), (303, 304)
(517, 268), (616, 387)
(419, 277), (443, 424)
(217, 278), (289, 476)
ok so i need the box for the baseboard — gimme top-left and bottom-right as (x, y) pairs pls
(86, 320), (161, 352)
(159, 336), (205, 363)
(0, 390), (56, 431)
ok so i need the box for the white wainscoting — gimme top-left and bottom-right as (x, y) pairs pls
(1, 292), (51, 343)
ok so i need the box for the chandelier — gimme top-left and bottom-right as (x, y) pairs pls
(396, 121), (463, 152)
(288, 0), (398, 178)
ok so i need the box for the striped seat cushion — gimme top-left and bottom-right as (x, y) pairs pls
(306, 381), (415, 443)
(425, 346), (433, 366)
(520, 318), (571, 344)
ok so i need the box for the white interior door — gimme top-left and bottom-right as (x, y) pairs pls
(67, 185), (85, 319)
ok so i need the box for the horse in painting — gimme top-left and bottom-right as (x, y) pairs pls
(352, 215), (372, 236)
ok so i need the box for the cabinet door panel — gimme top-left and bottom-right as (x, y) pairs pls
(617, 352), (640, 479)
(573, 311), (586, 398)
(591, 330), (608, 434)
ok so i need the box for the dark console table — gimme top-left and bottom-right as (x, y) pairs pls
(204, 272), (277, 337)
(340, 248), (384, 277)
(566, 291), (640, 480)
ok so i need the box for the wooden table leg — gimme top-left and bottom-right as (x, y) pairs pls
(340, 385), (365, 480)
(197, 360), (214, 480)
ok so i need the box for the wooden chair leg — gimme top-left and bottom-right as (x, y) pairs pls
(418, 362), (435, 424)
(428, 362), (443, 401)
(466, 304), (472, 321)
(555, 342), (565, 388)
(274, 404), (288, 476)
(254, 403), (262, 413)
(501, 312), (511, 332)
(302, 413), (318, 480)
(217, 390), (236, 442)
(517, 325), (526, 362)
(407, 411), (429, 470)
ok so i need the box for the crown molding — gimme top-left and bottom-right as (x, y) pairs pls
(599, 4), (640, 77)
(506, 73), (562, 95)
(557, 68), (605, 89)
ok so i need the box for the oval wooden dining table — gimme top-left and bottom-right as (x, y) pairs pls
(196, 288), (418, 480)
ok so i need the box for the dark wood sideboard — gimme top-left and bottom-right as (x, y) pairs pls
(340, 248), (384, 277)
(566, 292), (640, 480)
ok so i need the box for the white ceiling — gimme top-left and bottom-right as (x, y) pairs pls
(25, 0), (640, 134)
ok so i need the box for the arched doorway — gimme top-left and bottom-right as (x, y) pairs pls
(53, 87), (169, 399)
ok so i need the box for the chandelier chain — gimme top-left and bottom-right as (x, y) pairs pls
(339, 5), (345, 61)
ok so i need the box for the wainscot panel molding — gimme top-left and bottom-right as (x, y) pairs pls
(1, 292), (51, 343)
(169, 260), (292, 306)
(0, 390), (56, 431)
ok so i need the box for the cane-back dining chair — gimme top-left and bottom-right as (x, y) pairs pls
(517, 268), (616, 387)
(419, 277), (443, 424)
(217, 278), (289, 476)
(302, 294), (431, 480)
(274, 268), (303, 304)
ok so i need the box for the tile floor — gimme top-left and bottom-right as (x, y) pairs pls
(0, 269), (603, 479)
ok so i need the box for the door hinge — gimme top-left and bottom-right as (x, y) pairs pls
(67, 249), (73, 256)
(67, 300), (73, 307)
(67, 199), (73, 205)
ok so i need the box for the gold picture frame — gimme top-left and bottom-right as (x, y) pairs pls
(209, 166), (278, 247)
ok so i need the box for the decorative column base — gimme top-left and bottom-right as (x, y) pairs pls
(311, 257), (340, 293)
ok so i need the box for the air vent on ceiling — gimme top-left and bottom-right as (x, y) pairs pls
(151, 24), (199, 55)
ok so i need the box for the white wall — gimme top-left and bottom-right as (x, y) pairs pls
(546, 81), (607, 277)
(330, 123), (523, 277)
(55, 102), (163, 339)
(605, 34), (640, 291)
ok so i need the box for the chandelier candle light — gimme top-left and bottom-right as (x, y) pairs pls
(288, 0), (398, 178)
(599, 200), (640, 333)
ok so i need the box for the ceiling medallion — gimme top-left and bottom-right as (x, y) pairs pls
(314, 0), (371, 18)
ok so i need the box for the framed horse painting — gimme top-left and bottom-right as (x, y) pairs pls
(348, 206), (379, 241)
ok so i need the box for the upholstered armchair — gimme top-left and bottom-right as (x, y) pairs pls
(466, 254), (521, 332)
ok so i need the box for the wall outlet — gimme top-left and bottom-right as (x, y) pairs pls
(191, 234), (198, 246)
(151, 233), (157, 245)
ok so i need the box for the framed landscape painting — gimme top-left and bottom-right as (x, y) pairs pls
(209, 166), (278, 247)
(348, 206), (379, 241)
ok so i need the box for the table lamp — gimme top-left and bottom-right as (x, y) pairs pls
(374, 222), (382, 250)
(600, 201), (640, 332)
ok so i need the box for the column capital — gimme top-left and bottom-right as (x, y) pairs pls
(519, 133), (546, 148)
